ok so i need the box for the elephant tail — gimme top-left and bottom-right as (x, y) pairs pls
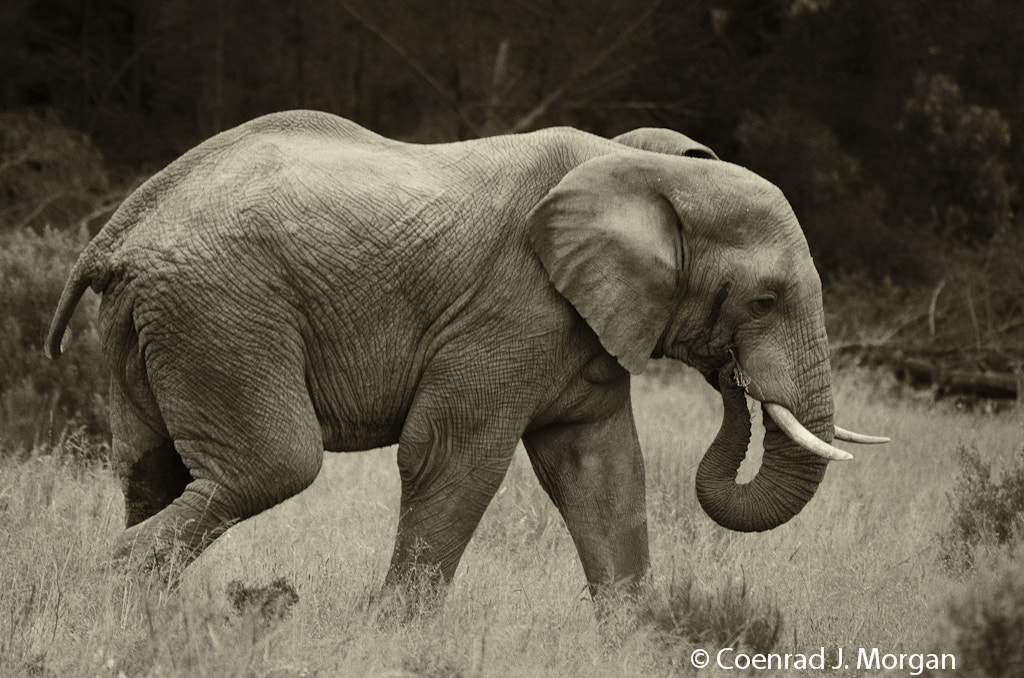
(45, 242), (110, 360)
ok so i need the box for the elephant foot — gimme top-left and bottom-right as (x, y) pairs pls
(112, 512), (231, 587)
(590, 573), (652, 633)
(371, 563), (449, 628)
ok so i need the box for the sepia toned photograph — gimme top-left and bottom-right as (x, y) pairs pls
(1, 1), (1020, 675)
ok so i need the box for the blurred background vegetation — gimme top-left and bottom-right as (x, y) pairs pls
(1, 0), (1023, 449)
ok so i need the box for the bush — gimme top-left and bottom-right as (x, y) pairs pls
(932, 547), (1024, 677)
(226, 577), (300, 640)
(919, 233), (1024, 358)
(637, 568), (783, 655)
(0, 109), (110, 233)
(899, 73), (1014, 246)
(0, 228), (107, 452)
(735, 103), (926, 284)
(822, 270), (915, 346)
(939, 444), (1024, 574)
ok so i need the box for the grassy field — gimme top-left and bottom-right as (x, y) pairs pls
(1, 366), (1021, 677)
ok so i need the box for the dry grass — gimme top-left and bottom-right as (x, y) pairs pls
(1, 366), (1021, 676)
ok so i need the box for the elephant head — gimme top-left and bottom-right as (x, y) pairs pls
(528, 145), (885, 532)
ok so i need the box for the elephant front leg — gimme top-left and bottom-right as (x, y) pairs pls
(522, 402), (650, 600)
(384, 412), (517, 611)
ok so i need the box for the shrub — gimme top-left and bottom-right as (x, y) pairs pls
(226, 577), (300, 640)
(932, 547), (1024, 677)
(0, 109), (110, 233)
(939, 444), (1024, 574)
(735, 103), (925, 284)
(400, 644), (469, 678)
(637, 568), (783, 654)
(0, 228), (107, 452)
(899, 73), (1014, 246)
(822, 270), (914, 345)
(110, 576), (303, 677)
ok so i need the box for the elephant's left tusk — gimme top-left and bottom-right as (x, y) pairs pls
(834, 425), (891, 444)
(763, 403), (853, 461)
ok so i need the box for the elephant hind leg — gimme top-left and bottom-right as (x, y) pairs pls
(113, 419), (324, 574)
(119, 437), (191, 528)
(112, 324), (325, 574)
(109, 379), (192, 528)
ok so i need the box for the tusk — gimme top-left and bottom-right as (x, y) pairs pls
(763, 403), (853, 461)
(834, 425), (891, 445)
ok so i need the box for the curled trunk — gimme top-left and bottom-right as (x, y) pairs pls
(695, 372), (831, 532)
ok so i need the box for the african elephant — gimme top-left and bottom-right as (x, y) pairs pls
(46, 110), (886, 601)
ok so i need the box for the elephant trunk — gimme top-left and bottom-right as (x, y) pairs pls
(695, 369), (832, 532)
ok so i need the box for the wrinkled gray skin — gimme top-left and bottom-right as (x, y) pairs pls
(47, 111), (836, 601)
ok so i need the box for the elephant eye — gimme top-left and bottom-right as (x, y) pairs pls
(748, 294), (777, 318)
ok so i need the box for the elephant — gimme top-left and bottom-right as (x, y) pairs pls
(45, 110), (887, 602)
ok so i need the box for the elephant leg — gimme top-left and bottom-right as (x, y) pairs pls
(115, 414), (323, 573)
(113, 322), (324, 575)
(384, 397), (518, 603)
(522, 401), (650, 600)
(108, 381), (192, 528)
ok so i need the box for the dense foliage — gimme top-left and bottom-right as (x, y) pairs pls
(0, 228), (107, 449)
(4, 0), (1022, 280)
(940, 444), (1024, 574)
(1, 1), (1022, 447)
(935, 545), (1024, 677)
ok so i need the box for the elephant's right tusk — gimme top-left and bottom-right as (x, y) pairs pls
(763, 403), (853, 461)
(834, 425), (891, 444)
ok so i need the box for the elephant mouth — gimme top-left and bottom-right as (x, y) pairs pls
(692, 352), (734, 390)
(721, 360), (886, 462)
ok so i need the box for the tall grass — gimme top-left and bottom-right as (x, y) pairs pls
(1, 366), (1020, 676)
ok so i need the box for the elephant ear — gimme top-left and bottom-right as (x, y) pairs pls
(613, 128), (719, 160)
(528, 153), (683, 374)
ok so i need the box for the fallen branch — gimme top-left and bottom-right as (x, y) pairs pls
(834, 342), (1023, 400)
(900, 358), (1018, 399)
